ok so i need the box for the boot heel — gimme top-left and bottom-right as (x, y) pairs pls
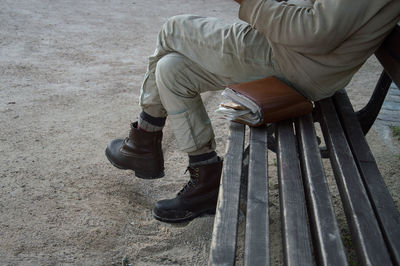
(135, 169), (165, 179)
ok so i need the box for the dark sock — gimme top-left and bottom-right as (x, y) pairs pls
(138, 111), (166, 132)
(189, 151), (219, 166)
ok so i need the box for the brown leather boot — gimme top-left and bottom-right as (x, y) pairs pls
(105, 122), (164, 179)
(153, 158), (223, 222)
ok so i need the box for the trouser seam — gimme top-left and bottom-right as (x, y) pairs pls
(185, 109), (199, 151)
(162, 31), (270, 71)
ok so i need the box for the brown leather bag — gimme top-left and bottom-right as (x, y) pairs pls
(226, 77), (313, 125)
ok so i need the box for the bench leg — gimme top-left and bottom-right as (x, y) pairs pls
(355, 70), (392, 134)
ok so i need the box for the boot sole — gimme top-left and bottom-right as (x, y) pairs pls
(105, 149), (165, 179)
(152, 208), (216, 223)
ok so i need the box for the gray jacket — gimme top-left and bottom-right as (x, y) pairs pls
(239, 0), (400, 100)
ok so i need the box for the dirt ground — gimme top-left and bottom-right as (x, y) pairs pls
(0, 0), (399, 265)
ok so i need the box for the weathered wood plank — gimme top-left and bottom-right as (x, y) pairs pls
(333, 91), (400, 265)
(295, 114), (348, 266)
(317, 98), (393, 266)
(209, 122), (245, 266)
(244, 125), (269, 266)
(276, 120), (314, 266)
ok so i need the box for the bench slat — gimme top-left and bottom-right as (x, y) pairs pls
(317, 98), (393, 266)
(276, 120), (314, 266)
(295, 114), (348, 266)
(244, 126), (269, 266)
(209, 122), (245, 266)
(333, 91), (400, 265)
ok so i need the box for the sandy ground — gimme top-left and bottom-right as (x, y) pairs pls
(0, 0), (399, 265)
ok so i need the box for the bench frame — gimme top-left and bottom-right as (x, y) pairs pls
(209, 25), (400, 266)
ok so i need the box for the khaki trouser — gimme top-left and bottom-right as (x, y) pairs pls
(139, 15), (283, 154)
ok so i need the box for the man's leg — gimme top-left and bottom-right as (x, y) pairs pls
(139, 15), (284, 119)
(149, 52), (228, 222)
(140, 16), (284, 222)
(106, 14), (283, 221)
(138, 13), (284, 161)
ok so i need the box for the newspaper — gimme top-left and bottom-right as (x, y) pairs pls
(215, 88), (262, 125)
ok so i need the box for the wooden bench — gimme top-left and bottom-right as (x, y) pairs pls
(209, 25), (400, 266)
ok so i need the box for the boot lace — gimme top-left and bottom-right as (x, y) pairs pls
(177, 166), (199, 196)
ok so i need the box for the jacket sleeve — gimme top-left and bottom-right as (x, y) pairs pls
(239, 0), (391, 54)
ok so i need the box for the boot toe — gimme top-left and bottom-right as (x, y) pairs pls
(105, 137), (165, 179)
(105, 139), (126, 169)
(153, 199), (194, 223)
